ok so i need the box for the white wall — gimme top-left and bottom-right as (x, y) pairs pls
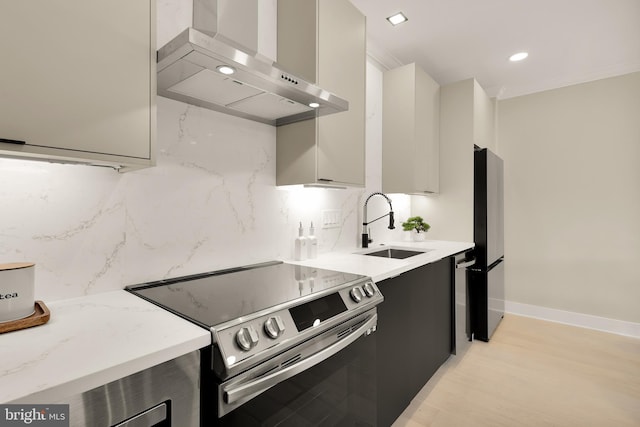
(474, 81), (496, 152)
(497, 71), (640, 324)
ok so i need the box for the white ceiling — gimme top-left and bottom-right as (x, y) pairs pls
(350, 0), (640, 99)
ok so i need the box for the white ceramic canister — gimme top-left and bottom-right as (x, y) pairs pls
(0, 262), (36, 323)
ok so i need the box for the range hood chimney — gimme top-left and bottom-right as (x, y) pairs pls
(157, 0), (348, 126)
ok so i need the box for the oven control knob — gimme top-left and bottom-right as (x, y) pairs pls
(264, 316), (285, 339)
(363, 282), (376, 297)
(236, 326), (259, 351)
(350, 286), (364, 303)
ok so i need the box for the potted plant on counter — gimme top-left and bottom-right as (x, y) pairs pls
(402, 216), (431, 241)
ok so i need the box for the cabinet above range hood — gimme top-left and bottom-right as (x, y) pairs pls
(157, 0), (348, 126)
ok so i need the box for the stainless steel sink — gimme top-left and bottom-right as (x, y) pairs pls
(362, 248), (429, 259)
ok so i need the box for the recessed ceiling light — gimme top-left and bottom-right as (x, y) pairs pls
(386, 12), (408, 26)
(509, 52), (528, 62)
(216, 65), (236, 75)
(309, 102), (320, 108)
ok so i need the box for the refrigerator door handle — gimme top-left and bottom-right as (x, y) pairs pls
(456, 258), (476, 269)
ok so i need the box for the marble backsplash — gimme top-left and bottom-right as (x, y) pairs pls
(0, 62), (410, 302)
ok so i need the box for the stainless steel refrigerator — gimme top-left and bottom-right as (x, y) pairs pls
(469, 146), (505, 341)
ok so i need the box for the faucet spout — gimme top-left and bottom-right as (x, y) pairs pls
(362, 192), (395, 248)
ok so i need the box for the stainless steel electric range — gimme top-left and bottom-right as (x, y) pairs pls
(127, 260), (383, 426)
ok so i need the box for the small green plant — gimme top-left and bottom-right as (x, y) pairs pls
(402, 216), (431, 233)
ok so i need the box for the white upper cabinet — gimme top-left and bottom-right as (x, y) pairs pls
(383, 63), (440, 194)
(276, 0), (366, 187)
(0, 1), (155, 172)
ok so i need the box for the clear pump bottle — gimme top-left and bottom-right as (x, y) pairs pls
(307, 222), (318, 259)
(294, 222), (307, 260)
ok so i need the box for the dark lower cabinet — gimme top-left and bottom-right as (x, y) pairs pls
(376, 258), (453, 426)
(376, 272), (412, 426)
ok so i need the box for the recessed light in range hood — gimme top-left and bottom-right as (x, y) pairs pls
(157, 26), (349, 126)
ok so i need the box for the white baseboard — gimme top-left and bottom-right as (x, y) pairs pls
(505, 300), (640, 339)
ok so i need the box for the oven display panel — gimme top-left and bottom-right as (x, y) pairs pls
(289, 293), (347, 331)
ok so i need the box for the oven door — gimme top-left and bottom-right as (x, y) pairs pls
(206, 310), (377, 426)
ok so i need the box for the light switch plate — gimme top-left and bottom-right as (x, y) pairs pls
(321, 209), (342, 229)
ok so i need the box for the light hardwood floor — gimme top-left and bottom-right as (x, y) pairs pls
(392, 314), (640, 427)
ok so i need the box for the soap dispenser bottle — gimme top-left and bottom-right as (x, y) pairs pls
(294, 222), (307, 261)
(307, 222), (318, 259)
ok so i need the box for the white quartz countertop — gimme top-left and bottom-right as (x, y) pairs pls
(285, 239), (474, 282)
(0, 239), (471, 405)
(0, 290), (211, 404)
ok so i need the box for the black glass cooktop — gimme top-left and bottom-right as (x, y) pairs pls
(126, 261), (365, 328)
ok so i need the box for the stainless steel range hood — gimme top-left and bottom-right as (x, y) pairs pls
(157, 0), (348, 126)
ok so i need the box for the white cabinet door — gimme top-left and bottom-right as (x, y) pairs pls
(316, 0), (366, 186)
(0, 1), (155, 171)
(383, 63), (440, 194)
(276, 0), (365, 187)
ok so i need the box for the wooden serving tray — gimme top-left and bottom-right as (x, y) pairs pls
(0, 301), (50, 334)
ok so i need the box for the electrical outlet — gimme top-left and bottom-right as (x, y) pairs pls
(321, 209), (342, 229)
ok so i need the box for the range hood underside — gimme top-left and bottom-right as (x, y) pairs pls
(157, 28), (348, 126)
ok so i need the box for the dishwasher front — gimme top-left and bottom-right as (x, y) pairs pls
(453, 250), (476, 356)
(55, 350), (200, 427)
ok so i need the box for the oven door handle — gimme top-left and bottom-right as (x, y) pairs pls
(223, 313), (377, 405)
(456, 257), (476, 269)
